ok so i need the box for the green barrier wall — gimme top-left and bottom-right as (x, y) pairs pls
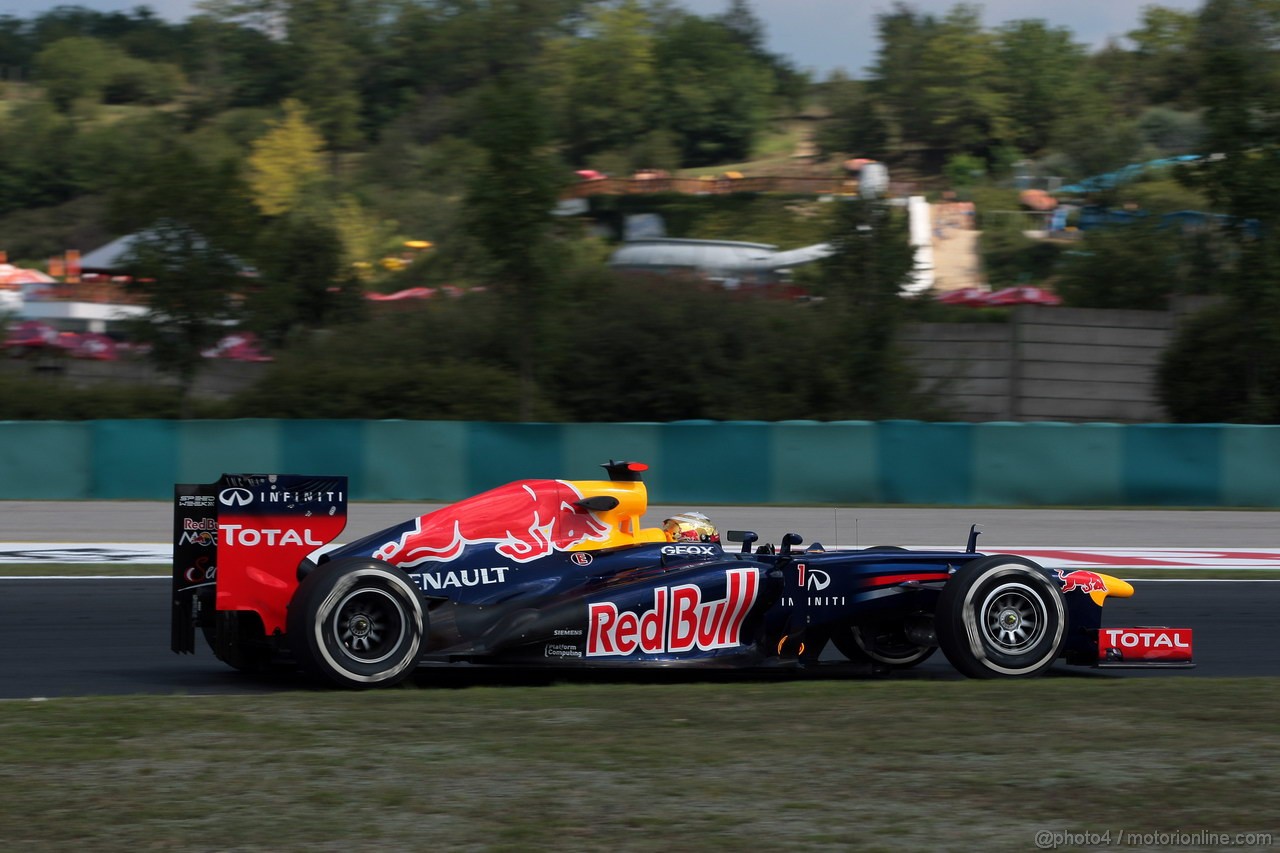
(0, 419), (1276, 506)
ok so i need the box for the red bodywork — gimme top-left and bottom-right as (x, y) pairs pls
(373, 480), (612, 566)
(1097, 627), (1193, 663)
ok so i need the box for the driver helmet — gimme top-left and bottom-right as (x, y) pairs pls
(663, 512), (719, 544)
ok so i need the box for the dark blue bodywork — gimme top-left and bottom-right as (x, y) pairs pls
(321, 533), (1103, 669)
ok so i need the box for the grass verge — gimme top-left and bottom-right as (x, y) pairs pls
(1, 678), (1276, 851)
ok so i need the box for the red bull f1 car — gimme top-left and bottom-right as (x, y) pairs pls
(171, 462), (1194, 687)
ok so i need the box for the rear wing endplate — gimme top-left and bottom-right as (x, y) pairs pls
(171, 474), (348, 653)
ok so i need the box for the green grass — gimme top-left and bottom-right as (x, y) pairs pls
(1, 679), (1276, 851)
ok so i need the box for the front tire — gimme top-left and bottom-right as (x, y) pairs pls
(287, 558), (426, 688)
(935, 556), (1065, 678)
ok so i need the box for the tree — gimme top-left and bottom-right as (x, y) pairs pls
(653, 12), (774, 166)
(816, 199), (919, 417)
(1126, 5), (1201, 110)
(1049, 78), (1143, 181)
(124, 219), (248, 397)
(869, 4), (1010, 164)
(0, 101), (78, 211)
(247, 209), (363, 344)
(994, 19), (1087, 155)
(869, 3), (940, 150)
(1055, 219), (1180, 310)
(552, 0), (659, 164)
(463, 73), (565, 419)
(33, 36), (116, 110)
(247, 99), (327, 216)
(913, 5), (1008, 159)
(817, 71), (890, 159)
(1158, 0), (1280, 421)
(112, 146), (259, 399)
(285, 0), (365, 152)
(0, 15), (38, 75)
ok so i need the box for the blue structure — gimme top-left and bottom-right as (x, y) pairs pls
(1054, 155), (1202, 196)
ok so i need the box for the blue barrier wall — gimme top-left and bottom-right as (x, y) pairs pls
(1, 419), (1277, 505)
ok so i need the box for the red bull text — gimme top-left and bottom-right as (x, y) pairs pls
(587, 568), (760, 657)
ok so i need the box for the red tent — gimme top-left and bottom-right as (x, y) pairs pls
(935, 287), (990, 306)
(3, 320), (61, 348)
(366, 287), (436, 302)
(203, 332), (273, 362)
(983, 286), (1062, 306)
(72, 333), (119, 361)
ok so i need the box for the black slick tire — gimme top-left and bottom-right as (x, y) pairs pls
(287, 558), (426, 688)
(935, 555), (1066, 678)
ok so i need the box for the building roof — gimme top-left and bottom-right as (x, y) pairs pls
(608, 238), (831, 276)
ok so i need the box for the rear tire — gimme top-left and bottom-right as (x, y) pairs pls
(935, 556), (1065, 678)
(831, 621), (935, 668)
(203, 610), (272, 672)
(287, 558), (426, 688)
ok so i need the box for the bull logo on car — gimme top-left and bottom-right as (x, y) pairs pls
(1055, 569), (1108, 593)
(373, 480), (612, 567)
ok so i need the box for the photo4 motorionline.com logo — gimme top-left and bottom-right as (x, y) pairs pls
(1035, 830), (1272, 849)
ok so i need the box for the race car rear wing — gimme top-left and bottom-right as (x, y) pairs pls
(171, 474), (348, 653)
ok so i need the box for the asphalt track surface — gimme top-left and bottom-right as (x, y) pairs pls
(2, 504), (1279, 699)
(7, 500), (1280, 548)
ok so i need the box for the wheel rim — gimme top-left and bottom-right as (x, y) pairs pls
(979, 583), (1047, 653)
(330, 587), (408, 665)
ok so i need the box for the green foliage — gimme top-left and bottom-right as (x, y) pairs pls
(102, 55), (185, 104)
(247, 99), (327, 217)
(33, 36), (117, 109)
(224, 292), (553, 419)
(943, 153), (986, 187)
(1054, 221), (1182, 309)
(34, 35), (183, 110)
(812, 199), (921, 417)
(994, 19), (1087, 155)
(1158, 300), (1280, 422)
(551, 0), (659, 165)
(221, 261), (931, 423)
(286, 0), (364, 151)
(1049, 81), (1144, 181)
(816, 73), (890, 159)
(111, 145), (259, 391)
(1152, 0), (1280, 423)
(0, 368), (188, 419)
(1121, 176), (1210, 215)
(0, 196), (112, 262)
(8, 0), (1277, 423)
(1125, 5), (1202, 110)
(653, 13), (775, 167)
(248, 210), (364, 344)
(0, 101), (78, 211)
(1136, 107), (1205, 155)
(463, 73), (565, 417)
(226, 355), (556, 420)
(980, 227), (1063, 288)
